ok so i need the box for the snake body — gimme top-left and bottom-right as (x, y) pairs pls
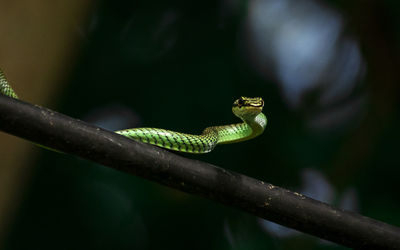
(0, 68), (267, 153)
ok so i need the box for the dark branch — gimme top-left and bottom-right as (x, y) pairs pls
(0, 94), (399, 249)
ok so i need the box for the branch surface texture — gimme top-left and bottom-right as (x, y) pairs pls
(0, 95), (399, 249)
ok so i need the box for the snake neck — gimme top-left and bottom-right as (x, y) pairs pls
(210, 112), (267, 145)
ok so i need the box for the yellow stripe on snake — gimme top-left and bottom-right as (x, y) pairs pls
(0, 69), (267, 153)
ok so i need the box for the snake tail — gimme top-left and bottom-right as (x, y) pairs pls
(0, 70), (18, 99)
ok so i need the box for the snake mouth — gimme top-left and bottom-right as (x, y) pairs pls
(248, 101), (264, 108)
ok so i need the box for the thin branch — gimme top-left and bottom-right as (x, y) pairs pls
(0, 94), (399, 249)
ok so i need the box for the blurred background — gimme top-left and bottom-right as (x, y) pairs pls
(0, 0), (399, 249)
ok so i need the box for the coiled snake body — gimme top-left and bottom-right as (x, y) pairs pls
(0, 69), (267, 153)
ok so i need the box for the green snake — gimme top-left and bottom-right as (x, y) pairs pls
(0, 69), (267, 153)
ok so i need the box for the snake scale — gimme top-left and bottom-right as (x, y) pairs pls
(0, 69), (267, 153)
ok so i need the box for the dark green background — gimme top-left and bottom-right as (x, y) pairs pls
(5, 0), (400, 249)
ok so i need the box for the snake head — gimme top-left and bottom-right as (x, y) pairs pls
(232, 97), (264, 119)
